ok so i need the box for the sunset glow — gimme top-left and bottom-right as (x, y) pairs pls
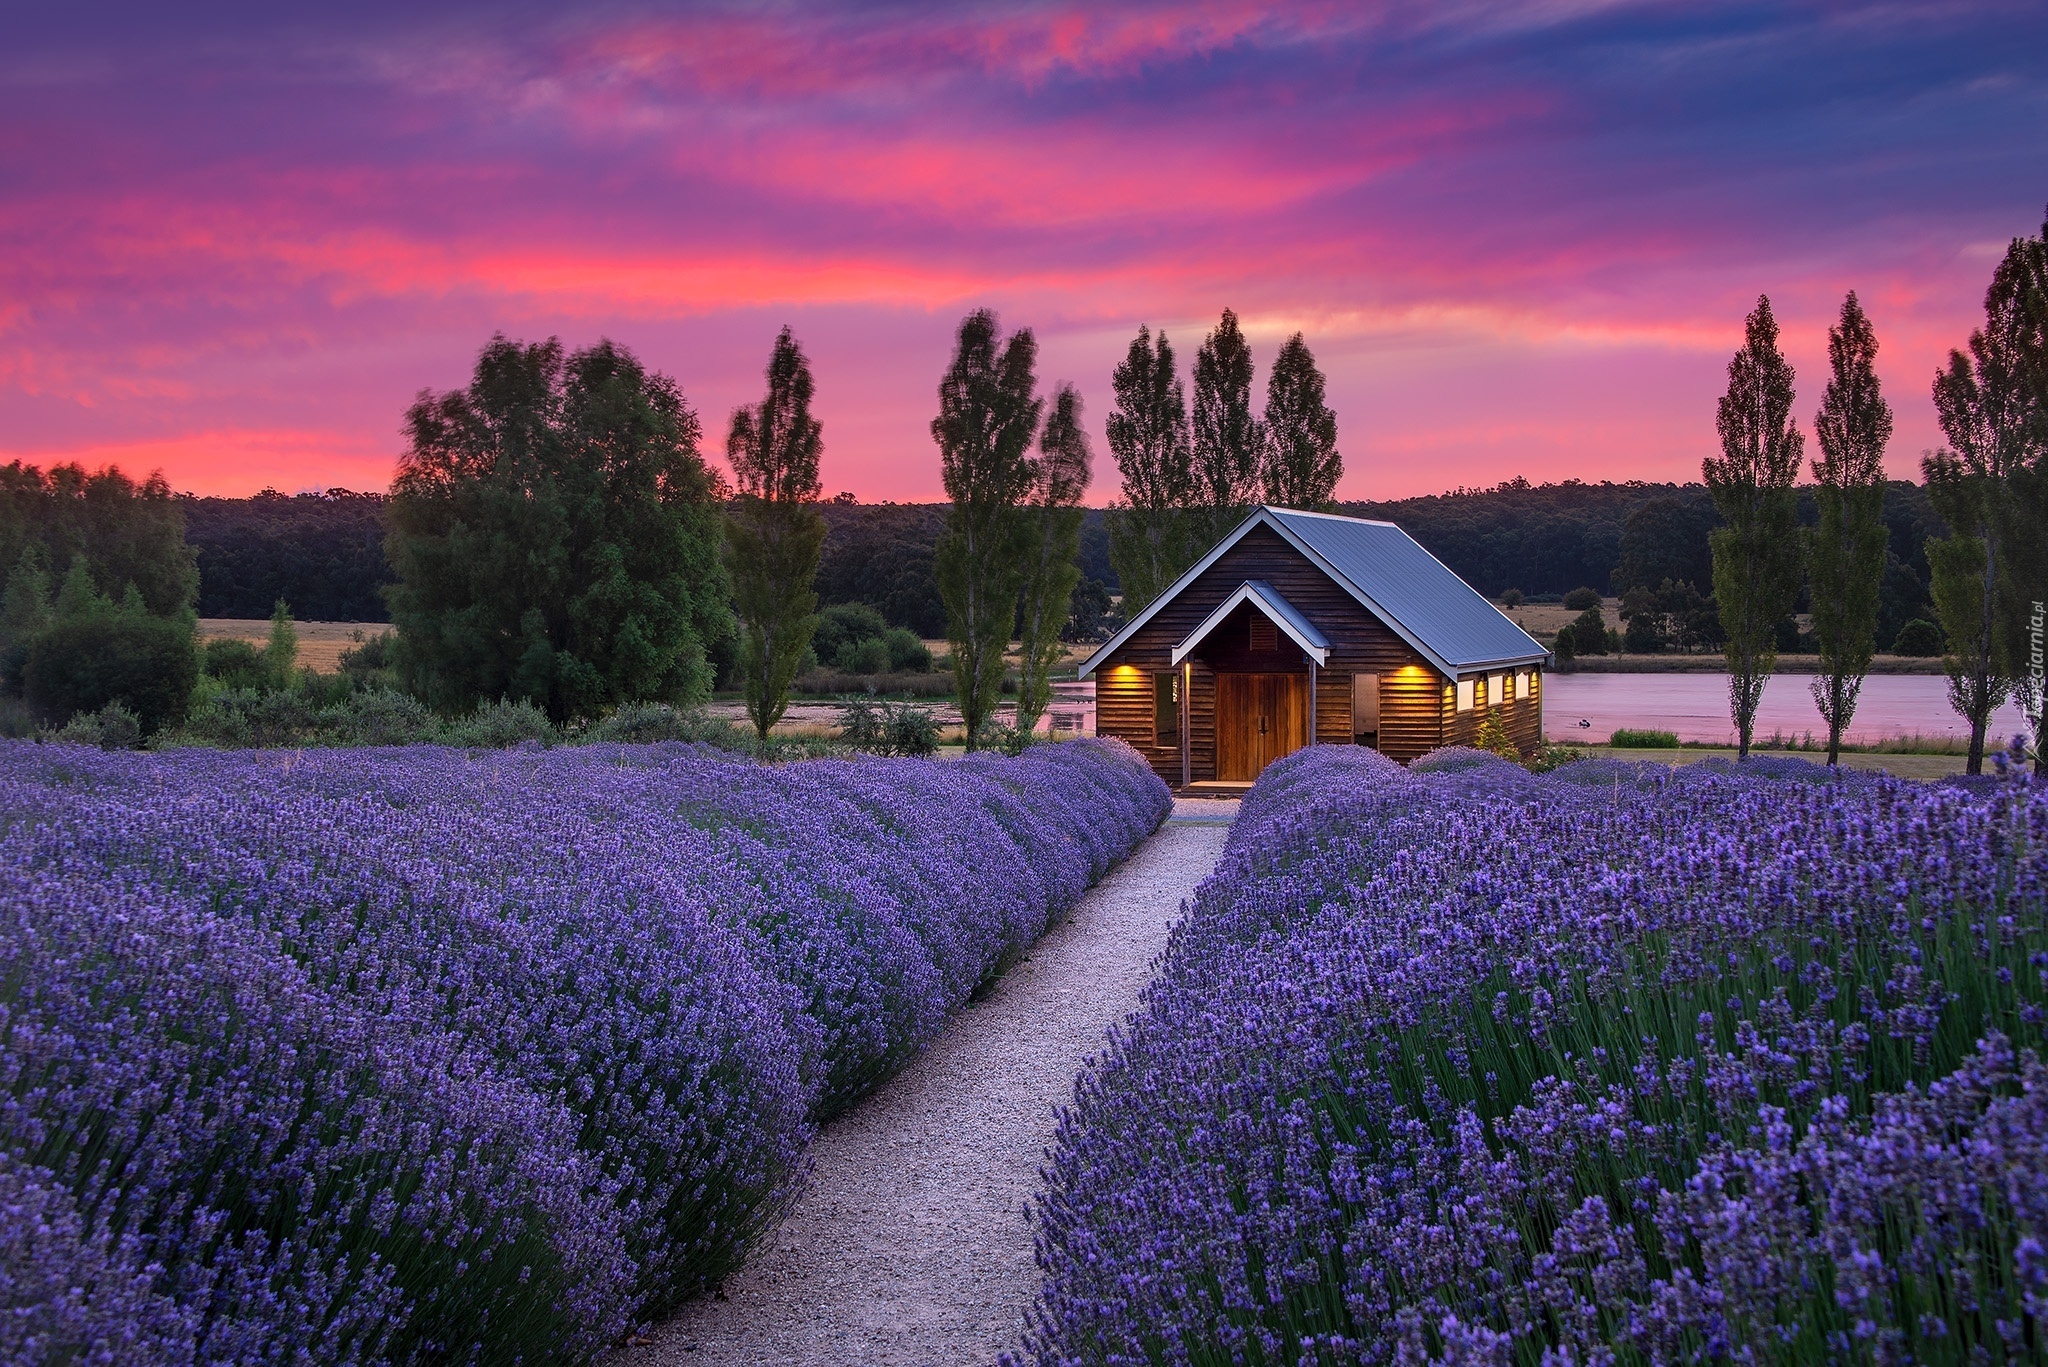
(3, 2), (2044, 501)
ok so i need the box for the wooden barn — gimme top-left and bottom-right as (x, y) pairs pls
(1079, 506), (1549, 789)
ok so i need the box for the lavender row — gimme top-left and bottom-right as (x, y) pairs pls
(1016, 747), (2048, 1365)
(0, 737), (1170, 1365)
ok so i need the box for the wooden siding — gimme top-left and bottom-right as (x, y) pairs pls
(1093, 524), (1474, 779)
(1440, 667), (1545, 754)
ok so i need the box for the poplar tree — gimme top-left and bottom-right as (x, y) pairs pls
(1191, 308), (1264, 546)
(1808, 292), (1892, 766)
(1985, 211), (2048, 763)
(933, 310), (1042, 749)
(1262, 332), (1342, 509)
(1105, 326), (1194, 614)
(726, 327), (827, 742)
(1925, 224), (2046, 772)
(1705, 296), (1805, 759)
(1014, 383), (1091, 738)
(265, 597), (299, 688)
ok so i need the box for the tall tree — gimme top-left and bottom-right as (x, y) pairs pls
(1190, 308), (1264, 546)
(1014, 383), (1091, 738)
(387, 335), (733, 721)
(1985, 210), (2048, 761)
(1105, 326), (1195, 615)
(726, 327), (828, 742)
(933, 310), (1042, 750)
(1925, 222), (2047, 772)
(1263, 332), (1342, 509)
(1808, 292), (1892, 766)
(1705, 295), (1805, 759)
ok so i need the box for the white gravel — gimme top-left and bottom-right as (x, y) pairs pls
(618, 798), (1237, 1367)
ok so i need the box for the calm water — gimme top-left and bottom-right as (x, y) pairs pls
(1544, 672), (2035, 746)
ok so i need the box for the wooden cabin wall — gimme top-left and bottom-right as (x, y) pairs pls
(1439, 669), (1545, 754)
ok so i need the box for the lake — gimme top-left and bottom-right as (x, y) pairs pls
(1543, 672), (2036, 746)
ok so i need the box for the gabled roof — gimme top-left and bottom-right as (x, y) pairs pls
(1172, 580), (1328, 667)
(1079, 505), (1547, 679)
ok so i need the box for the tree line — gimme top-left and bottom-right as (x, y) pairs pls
(1702, 209), (2047, 771)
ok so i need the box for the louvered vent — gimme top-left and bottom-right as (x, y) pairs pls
(1249, 616), (1277, 651)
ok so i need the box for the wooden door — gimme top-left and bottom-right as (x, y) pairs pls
(1216, 673), (1309, 780)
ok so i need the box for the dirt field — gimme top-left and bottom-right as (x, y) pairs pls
(197, 619), (390, 673)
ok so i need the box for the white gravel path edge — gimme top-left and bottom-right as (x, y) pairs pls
(617, 798), (1237, 1366)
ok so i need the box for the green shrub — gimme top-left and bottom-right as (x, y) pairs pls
(23, 613), (197, 736)
(336, 631), (394, 684)
(332, 688), (436, 746)
(837, 637), (891, 674)
(202, 636), (269, 690)
(1609, 726), (1680, 747)
(1550, 627), (1575, 663)
(837, 693), (940, 757)
(1892, 617), (1942, 656)
(882, 627), (931, 673)
(1473, 707), (1519, 759)
(813, 603), (888, 663)
(175, 687), (323, 748)
(54, 700), (143, 750)
(1562, 586), (1601, 611)
(443, 697), (554, 748)
(585, 701), (700, 744)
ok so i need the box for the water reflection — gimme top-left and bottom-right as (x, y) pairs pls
(1543, 672), (2034, 746)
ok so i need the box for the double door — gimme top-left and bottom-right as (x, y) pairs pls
(1216, 672), (1308, 781)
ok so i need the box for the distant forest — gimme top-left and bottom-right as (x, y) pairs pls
(185, 479), (1940, 646)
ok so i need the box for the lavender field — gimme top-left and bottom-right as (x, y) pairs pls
(1016, 748), (2048, 1366)
(0, 737), (1169, 1365)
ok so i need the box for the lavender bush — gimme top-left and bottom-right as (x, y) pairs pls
(1017, 747), (2048, 1365)
(1, 737), (1168, 1364)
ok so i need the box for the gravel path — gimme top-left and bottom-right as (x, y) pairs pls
(619, 798), (1237, 1367)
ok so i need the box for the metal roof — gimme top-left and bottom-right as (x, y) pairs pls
(1079, 506), (1547, 678)
(1172, 580), (1329, 667)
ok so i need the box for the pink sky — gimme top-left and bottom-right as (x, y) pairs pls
(2, 2), (2043, 502)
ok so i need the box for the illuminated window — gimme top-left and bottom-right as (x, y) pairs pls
(1153, 673), (1179, 747)
(1487, 673), (1505, 706)
(1352, 673), (1379, 747)
(1455, 678), (1474, 711)
(1515, 670), (1531, 700)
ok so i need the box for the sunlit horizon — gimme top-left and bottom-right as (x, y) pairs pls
(4, 3), (2043, 503)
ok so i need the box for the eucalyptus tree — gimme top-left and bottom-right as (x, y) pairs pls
(933, 310), (1043, 749)
(726, 327), (828, 742)
(1105, 326), (1194, 614)
(387, 335), (732, 721)
(1262, 332), (1342, 509)
(1014, 383), (1091, 738)
(1808, 292), (1892, 766)
(1705, 296), (1805, 760)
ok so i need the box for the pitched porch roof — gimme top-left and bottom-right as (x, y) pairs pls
(1170, 580), (1328, 667)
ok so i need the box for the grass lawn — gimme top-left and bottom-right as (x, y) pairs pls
(1589, 744), (1972, 781)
